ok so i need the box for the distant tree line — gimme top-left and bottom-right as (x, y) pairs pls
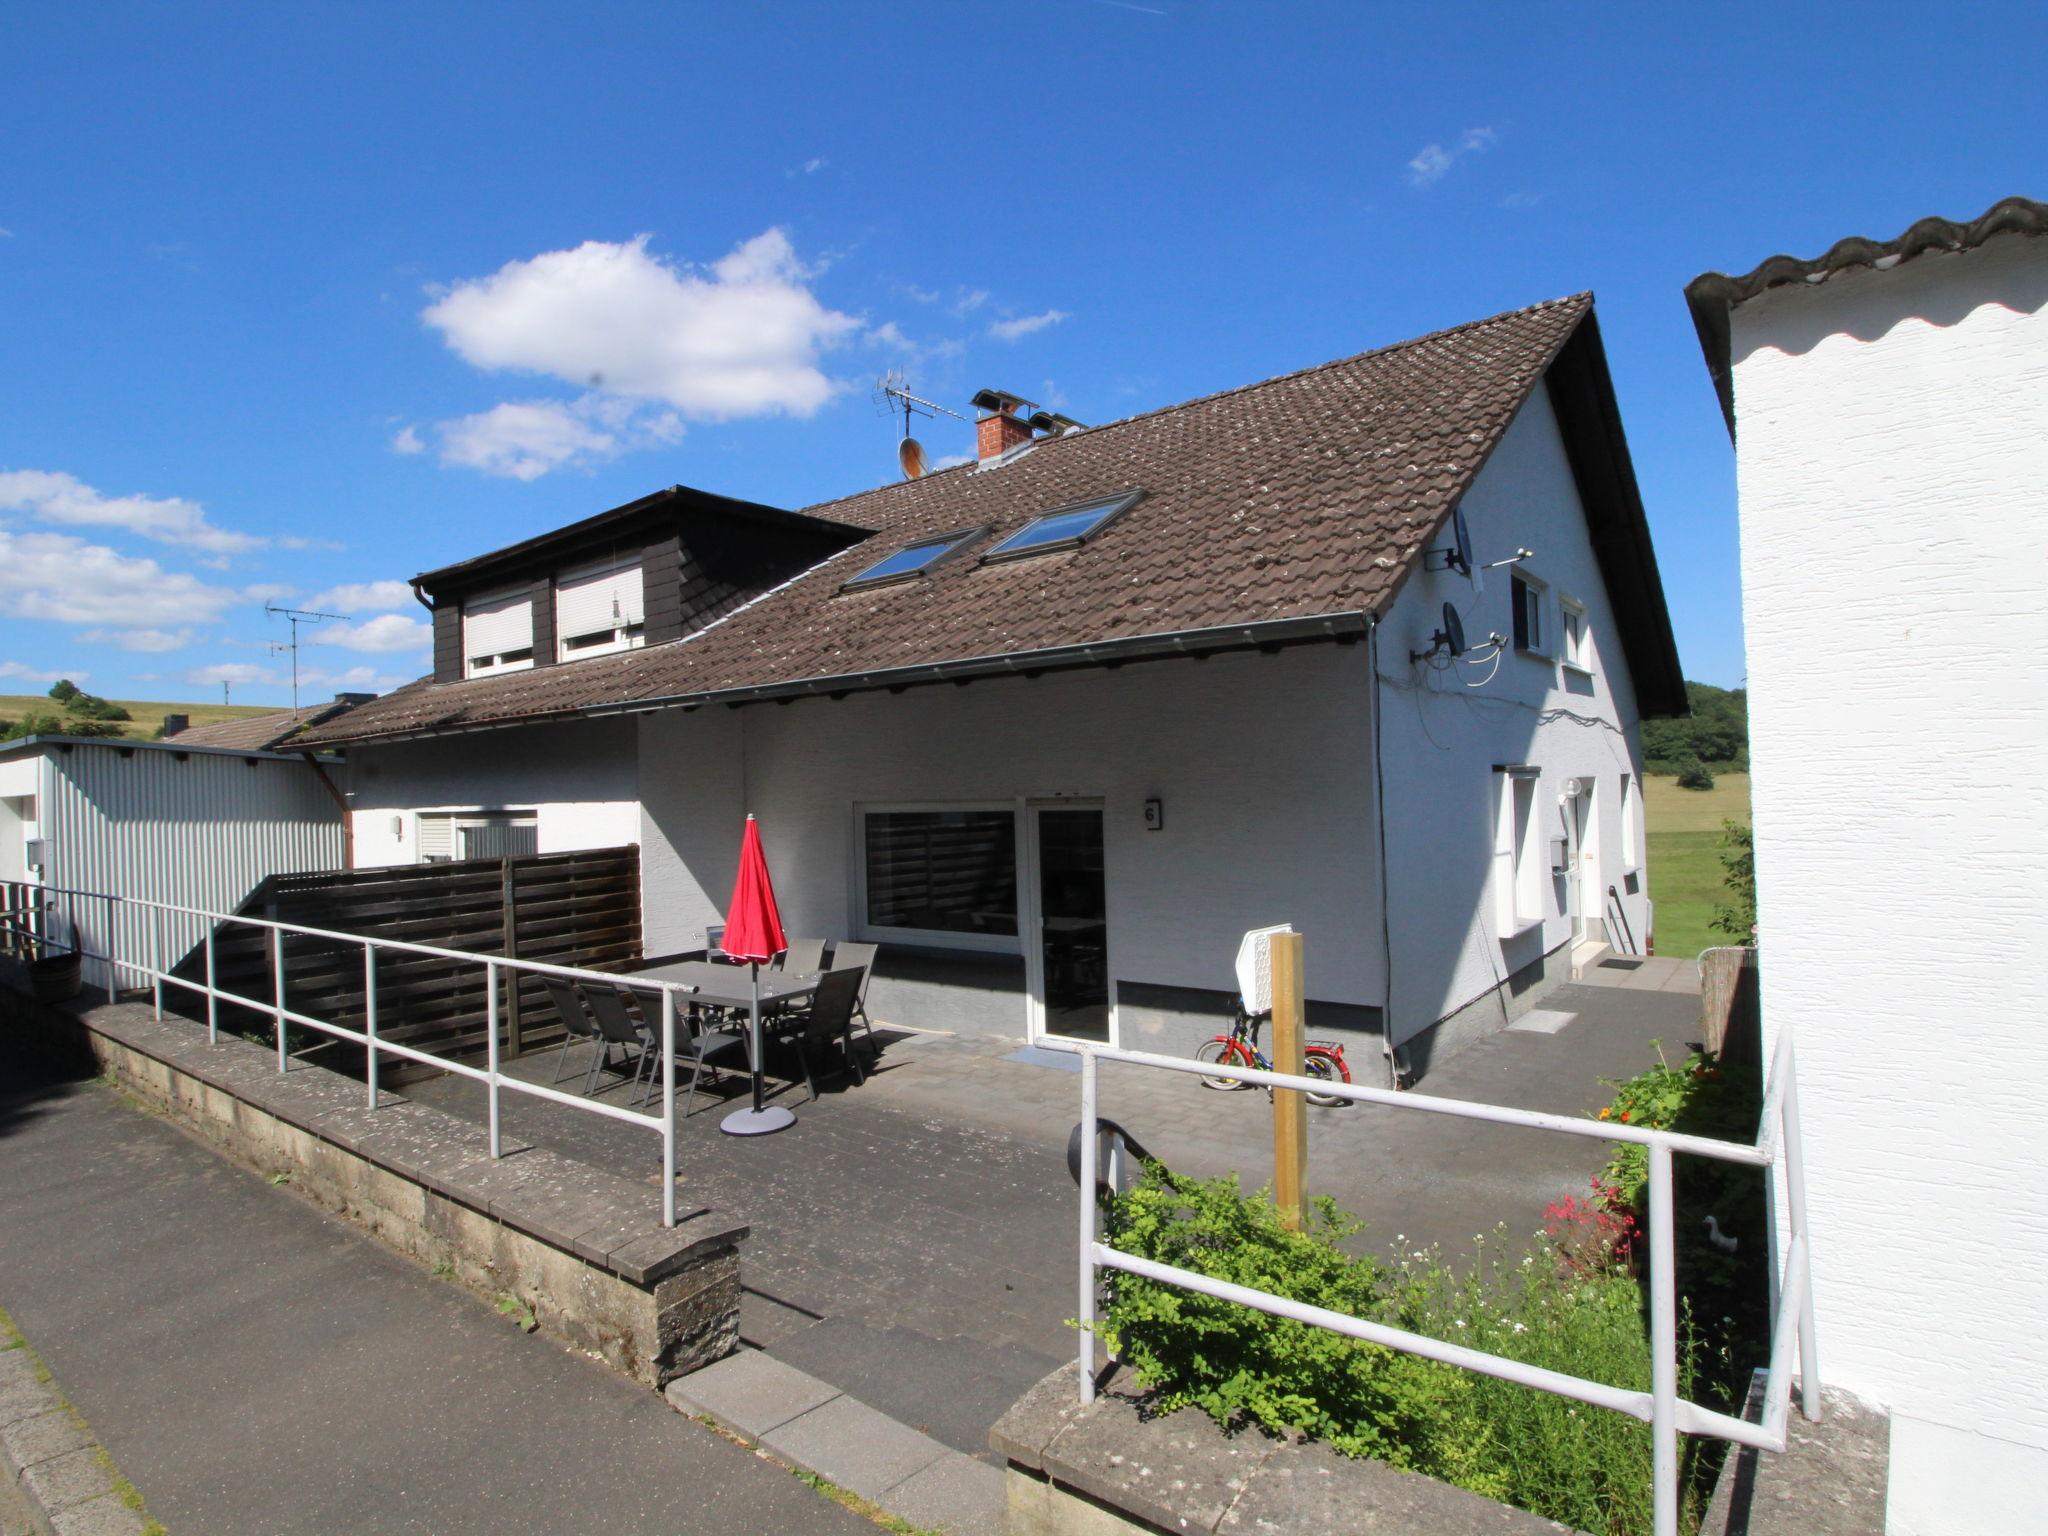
(1641, 681), (1747, 786)
(0, 680), (133, 742)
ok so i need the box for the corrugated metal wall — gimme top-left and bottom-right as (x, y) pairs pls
(39, 745), (346, 992)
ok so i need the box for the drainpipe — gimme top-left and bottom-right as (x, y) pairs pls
(1366, 617), (1406, 1090)
(299, 753), (355, 870)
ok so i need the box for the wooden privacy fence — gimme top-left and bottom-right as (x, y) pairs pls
(166, 846), (641, 1071)
(1700, 945), (1760, 1070)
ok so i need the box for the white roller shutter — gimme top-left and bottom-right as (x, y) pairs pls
(463, 589), (534, 676)
(555, 558), (645, 659)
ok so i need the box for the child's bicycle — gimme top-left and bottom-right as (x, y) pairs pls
(1194, 1008), (1351, 1106)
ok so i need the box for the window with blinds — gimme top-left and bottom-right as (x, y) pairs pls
(860, 808), (1019, 946)
(464, 589), (535, 678)
(555, 557), (645, 662)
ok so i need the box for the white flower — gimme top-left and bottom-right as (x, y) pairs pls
(1512, 1322), (1529, 1334)
(1454, 1318), (1467, 1328)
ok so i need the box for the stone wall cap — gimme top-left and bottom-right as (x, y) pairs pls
(996, 1366), (1583, 1536)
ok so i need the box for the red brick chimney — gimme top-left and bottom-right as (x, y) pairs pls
(972, 389), (1035, 462)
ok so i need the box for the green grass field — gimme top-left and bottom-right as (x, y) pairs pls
(1644, 772), (1751, 960)
(0, 693), (276, 741)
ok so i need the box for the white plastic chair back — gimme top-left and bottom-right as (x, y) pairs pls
(1234, 924), (1296, 1016)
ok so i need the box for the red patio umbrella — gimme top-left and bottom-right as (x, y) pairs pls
(719, 815), (795, 1136)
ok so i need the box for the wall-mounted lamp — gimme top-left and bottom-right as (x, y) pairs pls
(1143, 797), (1164, 832)
(389, 815), (405, 840)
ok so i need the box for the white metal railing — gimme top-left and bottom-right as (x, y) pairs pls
(1047, 1025), (1817, 1536)
(0, 878), (695, 1228)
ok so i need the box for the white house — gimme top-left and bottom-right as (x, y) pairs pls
(1686, 195), (2048, 1533)
(0, 728), (349, 993)
(299, 293), (1686, 1077)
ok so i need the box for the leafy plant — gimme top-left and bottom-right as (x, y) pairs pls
(1710, 821), (1755, 939)
(1095, 1170), (1726, 1534)
(1673, 758), (1715, 791)
(496, 1294), (537, 1332)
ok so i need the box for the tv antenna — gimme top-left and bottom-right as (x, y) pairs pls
(264, 603), (348, 709)
(875, 372), (968, 480)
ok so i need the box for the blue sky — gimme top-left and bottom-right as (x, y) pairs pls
(2, 1), (2039, 706)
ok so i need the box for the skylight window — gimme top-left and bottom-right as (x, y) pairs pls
(981, 491), (1141, 563)
(842, 527), (985, 590)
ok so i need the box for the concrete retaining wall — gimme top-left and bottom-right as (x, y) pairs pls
(10, 992), (744, 1391)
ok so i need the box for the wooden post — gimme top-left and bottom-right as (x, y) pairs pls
(1270, 931), (1309, 1231)
(501, 857), (524, 1058)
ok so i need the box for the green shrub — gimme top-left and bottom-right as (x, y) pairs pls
(1674, 759), (1715, 791)
(1095, 1170), (1720, 1534)
(1710, 821), (1755, 939)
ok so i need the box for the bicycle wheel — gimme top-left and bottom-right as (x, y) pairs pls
(1195, 1037), (1252, 1090)
(1302, 1049), (1347, 1107)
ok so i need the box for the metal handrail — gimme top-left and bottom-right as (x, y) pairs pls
(1043, 1023), (1816, 1536)
(1, 878), (692, 1228)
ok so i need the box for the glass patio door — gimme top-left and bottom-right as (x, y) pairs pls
(1025, 804), (1111, 1045)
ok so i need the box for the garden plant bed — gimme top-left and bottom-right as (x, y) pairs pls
(1057, 1043), (1769, 1536)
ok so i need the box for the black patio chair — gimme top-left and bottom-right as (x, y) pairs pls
(828, 941), (880, 1056)
(540, 976), (606, 1094)
(774, 938), (827, 976)
(581, 986), (654, 1101)
(682, 1009), (754, 1118)
(769, 967), (866, 1097)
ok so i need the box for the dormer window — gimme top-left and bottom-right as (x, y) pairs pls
(464, 588), (535, 678)
(842, 526), (987, 590)
(980, 491), (1141, 563)
(555, 557), (645, 662)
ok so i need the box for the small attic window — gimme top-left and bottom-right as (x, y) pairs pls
(980, 490), (1141, 564)
(842, 527), (986, 590)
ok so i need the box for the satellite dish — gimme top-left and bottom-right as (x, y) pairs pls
(1426, 504), (1478, 587)
(898, 437), (929, 480)
(1410, 601), (1468, 664)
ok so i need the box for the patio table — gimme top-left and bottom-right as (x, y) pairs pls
(624, 960), (821, 1012)
(621, 960), (824, 1073)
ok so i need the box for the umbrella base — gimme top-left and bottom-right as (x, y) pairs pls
(720, 1105), (796, 1137)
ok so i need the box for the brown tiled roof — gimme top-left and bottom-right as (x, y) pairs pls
(301, 293), (1662, 747)
(167, 700), (357, 751)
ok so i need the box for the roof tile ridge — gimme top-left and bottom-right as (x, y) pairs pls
(797, 292), (1592, 521)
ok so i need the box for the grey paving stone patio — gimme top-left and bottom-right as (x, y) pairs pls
(407, 976), (1704, 1465)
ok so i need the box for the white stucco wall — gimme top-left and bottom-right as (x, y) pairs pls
(637, 645), (1384, 1037)
(345, 716), (640, 867)
(1377, 381), (1649, 1050)
(1727, 229), (2048, 1532)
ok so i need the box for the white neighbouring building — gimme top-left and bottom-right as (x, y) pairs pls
(299, 293), (1687, 1076)
(1687, 195), (2048, 1533)
(0, 729), (349, 993)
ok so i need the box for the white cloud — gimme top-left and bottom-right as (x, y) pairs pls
(435, 395), (683, 481)
(786, 156), (829, 178)
(299, 665), (413, 693)
(932, 453), (974, 470)
(0, 529), (239, 627)
(391, 425), (425, 455)
(0, 660), (75, 685)
(898, 283), (940, 305)
(77, 627), (195, 653)
(0, 468), (263, 555)
(989, 309), (1070, 342)
(185, 662), (277, 688)
(277, 534), (347, 552)
(308, 612), (432, 654)
(950, 289), (989, 317)
(422, 229), (860, 420)
(309, 579), (416, 613)
(1407, 126), (1496, 187)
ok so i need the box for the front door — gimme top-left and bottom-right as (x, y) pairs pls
(1025, 804), (1111, 1044)
(1571, 782), (1599, 944)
